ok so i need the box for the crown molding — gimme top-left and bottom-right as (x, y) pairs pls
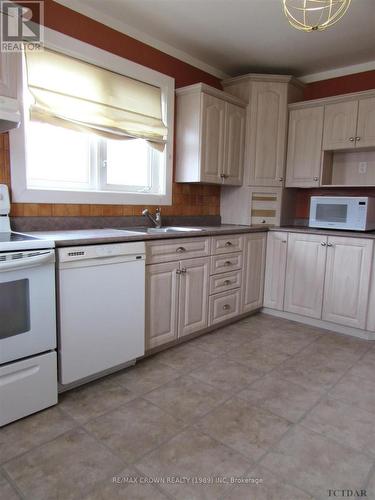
(54, 0), (229, 80)
(299, 60), (375, 83)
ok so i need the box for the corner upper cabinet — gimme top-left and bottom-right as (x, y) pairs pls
(285, 105), (324, 187)
(356, 97), (375, 148)
(175, 83), (246, 185)
(323, 100), (358, 150)
(0, 52), (18, 98)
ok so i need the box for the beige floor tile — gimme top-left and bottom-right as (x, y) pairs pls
(143, 375), (228, 423)
(347, 349), (375, 382)
(365, 468), (375, 499)
(238, 375), (322, 422)
(196, 397), (291, 461)
(136, 428), (252, 500)
(83, 467), (169, 500)
(246, 332), (316, 356)
(329, 373), (375, 415)
(260, 426), (372, 499)
(0, 472), (20, 500)
(302, 336), (369, 363)
(190, 357), (262, 392)
(188, 330), (243, 355)
(58, 376), (136, 423)
(152, 343), (218, 372)
(111, 357), (181, 395)
(225, 343), (290, 373)
(3, 428), (124, 500)
(222, 466), (314, 500)
(301, 397), (375, 457)
(84, 398), (186, 463)
(0, 406), (77, 464)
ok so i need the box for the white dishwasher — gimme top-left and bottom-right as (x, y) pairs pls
(57, 241), (145, 386)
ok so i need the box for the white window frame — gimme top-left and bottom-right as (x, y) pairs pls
(10, 27), (174, 205)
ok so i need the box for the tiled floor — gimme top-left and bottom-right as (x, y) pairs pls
(1, 313), (375, 500)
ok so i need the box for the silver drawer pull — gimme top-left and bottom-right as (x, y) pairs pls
(223, 280), (231, 286)
(181, 267), (187, 273)
(349, 137), (355, 142)
(224, 261), (232, 266)
(176, 269), (182, 275)
(321, 241), (327, 246)
(224, 241), (233, 247)
(223, 304), (231, 311)
(176, 247), (186, 253)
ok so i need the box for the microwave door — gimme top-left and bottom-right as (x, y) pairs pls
(316, 203), (348, 225)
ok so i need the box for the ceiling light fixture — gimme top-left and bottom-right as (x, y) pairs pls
(282, 0), (351, 32)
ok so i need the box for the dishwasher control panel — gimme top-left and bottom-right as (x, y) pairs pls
(58, 241), (146, 263)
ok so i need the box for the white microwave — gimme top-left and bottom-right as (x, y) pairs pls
(309, 196), (375, 231)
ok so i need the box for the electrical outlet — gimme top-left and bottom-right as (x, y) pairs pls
(359, 162), (368, 174)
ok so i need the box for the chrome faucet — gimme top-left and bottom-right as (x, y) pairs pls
(142, 208), (162, 228)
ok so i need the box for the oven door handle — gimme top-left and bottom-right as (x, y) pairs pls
(0, 251), (55, 272)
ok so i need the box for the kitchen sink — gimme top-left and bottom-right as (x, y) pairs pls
(111, 226), (206, 234)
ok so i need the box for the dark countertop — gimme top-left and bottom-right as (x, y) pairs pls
(30, 225), (268, 247)
(270, 225), (375, 239)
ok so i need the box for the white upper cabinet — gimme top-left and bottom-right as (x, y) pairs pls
(175, 83), (246, 185)
(284, 233), (327, 319)
(0, 52), (17, 98)
(356, 97), (375, 148)
(285, 106), (324, 187)
(247, 81), (288, 186)
(323, 237), (373, 329)
(323, 100), (358, 150)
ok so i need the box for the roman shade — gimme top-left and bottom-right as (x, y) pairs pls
(25, 49), (168, 148)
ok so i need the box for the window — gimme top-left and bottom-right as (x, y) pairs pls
(10, 28), (174, 205)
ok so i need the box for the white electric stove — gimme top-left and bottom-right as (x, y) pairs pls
(0, 184), (57, 427)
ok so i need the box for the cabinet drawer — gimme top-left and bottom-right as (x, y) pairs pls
(209, 289), (241, 325)
(211, 234), (243, 255)
(146, 237), (210, 264)
(209, 270), (241, 295)
(211, 252), (242, 275)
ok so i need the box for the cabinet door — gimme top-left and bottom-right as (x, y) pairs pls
(323, 101), (358, 150)
(284, 233), (327, 319)
(145, 262), (179, 349)
(178, 257), (209, 337)
(323, 237), (373, 329)
(241, 233), (266, 313)
(356, 97), (375, 148)
(264, 232), (288, 311)
(0, 52), (17, 98)
(200, 93), (226, 183)
(223, 102), (245, 185)
(285, 106), (324, 187)
(246, 82), (287, 187)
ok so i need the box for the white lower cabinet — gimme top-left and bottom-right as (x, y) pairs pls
(284, 233), (327, 319)
(145, 261), (180, 349)
(323, 237), (373, 329)
(241, 233), (266, 313)
(264, 232), (288, 311)
(178, 257), (209, 338)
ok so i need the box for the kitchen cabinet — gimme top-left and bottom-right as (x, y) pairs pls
(263, 232), (288, 311)
(178, 257), (209, 337)
(246, 81), (288, 187)
(323, 100), (358, 150)
(241, 233), (266, 313)
(285, 106), (324, 187)
(322, 237), (373, 329)
(356, 97), (375, 148)
(145, 261), (179, 349)
(175, 83), (246, 185)
(209, 289), (241, 325)
(0, 52), (17, 98)
(284, 233), (327, 319)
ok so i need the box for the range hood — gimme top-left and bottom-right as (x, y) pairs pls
(0, 95), (20, 131)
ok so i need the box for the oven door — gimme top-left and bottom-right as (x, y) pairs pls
(0, 249), (56, 364)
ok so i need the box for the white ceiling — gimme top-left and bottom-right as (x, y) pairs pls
(56, 0), (375, 80)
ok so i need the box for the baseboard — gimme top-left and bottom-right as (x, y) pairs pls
(262, 308), (375, 341)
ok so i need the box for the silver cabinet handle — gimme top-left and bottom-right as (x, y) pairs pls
(356, 137), (361, 141)
(176, 247), (186, 253)
(224, 241), (233, 247)
(321, 241), (327, 246)
(313, 176), (319, 181)
(282, 240), (287, 243)
(261, 219), (266, 224)
(279, 177), (284, 182)
(223, 280), (231, 286)
(176, 269), (182, 275)
(181, 267), (187, 273)
(224, 261), (232, 266)
(327, 242), (333, 247)
(223, 304), (231, 311)
(349, 137), (355, 142)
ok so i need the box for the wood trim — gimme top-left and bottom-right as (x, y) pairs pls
(175, 83), (247, 107)
(289, 88), (375, 110)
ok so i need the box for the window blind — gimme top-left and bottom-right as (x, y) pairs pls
(25, 49), (168, 148)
